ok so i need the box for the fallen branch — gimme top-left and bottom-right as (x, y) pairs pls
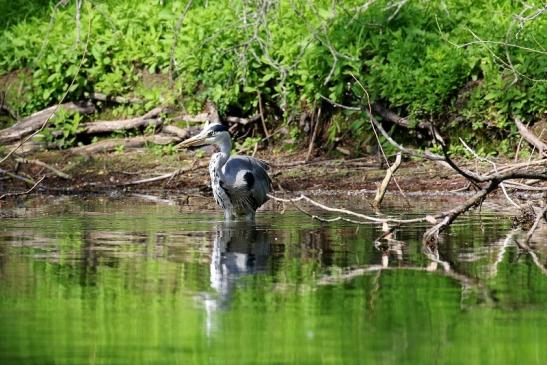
(422, 180), (497, 243)
(372, 102), (432, 130)
(13, 157), (71, 179)
(90, 92), (143, 105)
(268, 193), (427, 225)
(80, 107), (167, 134)
(0, 168), (36, 185)
(69, 134), (179, 154)
(162, 125), (196, 139)
(0, 175), (45, 200)
(171, 113), (209, 123)
(515, 117), (547, 157)
(0, 102), (95, 144)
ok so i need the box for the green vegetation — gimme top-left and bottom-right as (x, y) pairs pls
(0, 0), (545, 154)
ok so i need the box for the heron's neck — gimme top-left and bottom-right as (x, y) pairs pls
(210, 135), (232, 180)
(217, 134), (232, 156)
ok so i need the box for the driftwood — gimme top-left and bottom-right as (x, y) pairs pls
(69, 134), (179, 154)
(162, 125), (195, 139)
(79, 107), (167, 135)
(0, 102), (95, 144)
(225, 115), (261, 126)
(515, 118), (547, 157)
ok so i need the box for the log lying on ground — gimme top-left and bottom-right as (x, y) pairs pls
(162, 125), (196, 139)
(171, 112), (209, 123)
(90, 92), (143, 105)
(0, 102), (95, 144)
(69, 134), (179, 154)
(225, 114), (261, 126)
(79, 107), (167, 135)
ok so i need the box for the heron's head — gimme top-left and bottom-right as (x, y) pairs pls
(177, 123), (230, 149)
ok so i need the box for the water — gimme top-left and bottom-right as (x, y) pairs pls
(0, 195), (546, 365)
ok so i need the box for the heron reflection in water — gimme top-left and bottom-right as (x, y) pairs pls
(203, 221), (273, 335)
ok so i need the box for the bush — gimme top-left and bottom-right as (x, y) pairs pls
(0, 0), (545, 153)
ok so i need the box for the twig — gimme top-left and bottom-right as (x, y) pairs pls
(267, 193), (427, 224)
(373, 152), (402, 209)
(75, 0), (82, 45)
(121, 163), (205, 186)
(14, 157), (71, 179)
(0, 176), (45, 200)
(306, 107), (321, 162)
(169, 0), (194, 85)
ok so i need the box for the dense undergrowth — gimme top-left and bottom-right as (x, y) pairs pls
(0, 0), (545, 155)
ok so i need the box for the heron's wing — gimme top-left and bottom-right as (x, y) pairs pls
(221, 156), (272, 211)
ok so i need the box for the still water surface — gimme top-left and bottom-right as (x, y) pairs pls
(0, 196), (546, 364)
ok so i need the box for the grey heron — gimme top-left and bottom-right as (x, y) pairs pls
(178, 123), (272, 220)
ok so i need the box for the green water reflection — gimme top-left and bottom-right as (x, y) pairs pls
(0, 197), (546, 364)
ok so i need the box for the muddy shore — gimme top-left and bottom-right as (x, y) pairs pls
(0, 147), (474, 196)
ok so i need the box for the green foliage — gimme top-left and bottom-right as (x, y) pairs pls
(40, 109), (83, 149)
(235, 136), (261, 154)
(0, 0), (545, 154)
(148, 143), (178, 156)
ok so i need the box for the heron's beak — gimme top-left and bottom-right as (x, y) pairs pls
(177, 133), (207, 149)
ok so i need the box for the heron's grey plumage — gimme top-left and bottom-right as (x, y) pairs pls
(178, 123), (272, 220)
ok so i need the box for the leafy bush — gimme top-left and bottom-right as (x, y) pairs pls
(0, 0), (545, 154)
(40, 108), (83, 149)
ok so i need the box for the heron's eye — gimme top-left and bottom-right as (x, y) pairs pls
(207, 131), (215, 137)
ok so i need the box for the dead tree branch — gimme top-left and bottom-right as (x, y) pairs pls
(80, 107), (167, 135)
(69, 134), (179, 154)
(0, 175), (45, 200)
(13, 157), (71, 179)
(0, 168), (36, 185)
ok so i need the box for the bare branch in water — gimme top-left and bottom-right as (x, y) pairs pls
(0, 176), (45, 200)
